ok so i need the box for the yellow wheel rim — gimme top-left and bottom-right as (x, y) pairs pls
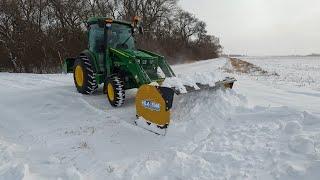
(107, 83), (115, 101)
(75, 65), (84, 87)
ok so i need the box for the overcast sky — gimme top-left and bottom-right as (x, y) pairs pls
(179, 0), (320, 56)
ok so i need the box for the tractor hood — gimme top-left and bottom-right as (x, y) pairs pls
(110, 48), (158, 60)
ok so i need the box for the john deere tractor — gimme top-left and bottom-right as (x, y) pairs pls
(63, 17), (236, 135)
(63, 17), (175, 105)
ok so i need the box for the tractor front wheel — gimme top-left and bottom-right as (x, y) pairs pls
(73, 55), (97, 94)
(104, 76), (125, 107)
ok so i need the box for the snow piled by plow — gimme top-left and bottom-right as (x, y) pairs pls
(162, 72), (226, 93)
(1, 57), (320, 179)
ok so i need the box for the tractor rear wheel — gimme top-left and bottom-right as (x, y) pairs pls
(104, 76), (125, 107)
(73, 55), (97, 94)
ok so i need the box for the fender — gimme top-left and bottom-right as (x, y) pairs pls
(62, 50), (98, 74)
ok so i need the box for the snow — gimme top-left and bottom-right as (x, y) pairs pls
(241, 56), (320, 91)
(162, 72), (226, 94)
(284, 121), (302, 134)
(1, 57), (320, 179)
(134, 117), (167, 136)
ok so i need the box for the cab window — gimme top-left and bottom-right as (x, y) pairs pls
(88, 24), (104, 52)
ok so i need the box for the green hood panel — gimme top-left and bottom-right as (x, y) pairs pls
(111, 48), (156, 59)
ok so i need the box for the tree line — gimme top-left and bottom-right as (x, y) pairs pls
(0, 0), (222, 73)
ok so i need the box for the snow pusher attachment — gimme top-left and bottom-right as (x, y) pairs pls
(135, 85), (175, 135)
(135, 77), (236, 135)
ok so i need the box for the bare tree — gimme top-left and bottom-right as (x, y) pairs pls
(0, 0), (222, 73)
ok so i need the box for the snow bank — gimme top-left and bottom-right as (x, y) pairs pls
(0, 138), (85, 180)
(302, 111), (320, 125)
(0, 139), (30, 180)
(284, 121), (302, 134)
(223, 58), (277, 76)
(0, 164), (29, 180)
(289, 135), (315, 155)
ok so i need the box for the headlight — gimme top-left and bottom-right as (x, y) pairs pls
(135, 59), (140, 64)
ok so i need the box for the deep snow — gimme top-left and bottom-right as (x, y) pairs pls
(0, 57), (320, 180)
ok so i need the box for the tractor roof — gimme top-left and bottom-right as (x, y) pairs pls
(87, 17), (132, 26)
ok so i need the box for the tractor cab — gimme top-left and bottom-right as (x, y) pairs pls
(86, 18), (139, 72)
(107, 23), (135, 50)
(88, 19), (136, 53)
(84, 17), (174, 83)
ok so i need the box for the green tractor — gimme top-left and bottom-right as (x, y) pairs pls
(63, 17), (236, 135)
(63, 17), (175, 106)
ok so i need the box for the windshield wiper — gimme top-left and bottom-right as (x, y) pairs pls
(120, 34), (132, 47)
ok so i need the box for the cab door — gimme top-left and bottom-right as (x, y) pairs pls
(88, 24), (105, 73)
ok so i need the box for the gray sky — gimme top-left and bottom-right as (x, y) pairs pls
(179, 0), (320, 56)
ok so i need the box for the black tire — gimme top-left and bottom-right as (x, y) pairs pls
(104, 76), (125, 107)
(73, 55), (98, 94)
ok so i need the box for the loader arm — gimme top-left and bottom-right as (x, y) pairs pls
(126, 62), (153, 85)
(138, 49), (175, 77)
(110, 48), (154, 86)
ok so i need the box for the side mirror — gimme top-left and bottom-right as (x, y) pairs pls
(132, 16), (144, 35)
(138, 26), (144, 34)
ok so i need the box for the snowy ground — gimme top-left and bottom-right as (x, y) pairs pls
(241, 56), (320, 91)
(0, 57), (320, 180)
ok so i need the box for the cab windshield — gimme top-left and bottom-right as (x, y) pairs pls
(108, 23), (135, 50)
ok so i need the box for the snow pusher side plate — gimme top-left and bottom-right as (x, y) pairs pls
(135, 85), (174, 133)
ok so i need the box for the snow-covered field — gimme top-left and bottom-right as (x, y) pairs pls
(242, 56), (320, 91)
(1, 57), (320, 180)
